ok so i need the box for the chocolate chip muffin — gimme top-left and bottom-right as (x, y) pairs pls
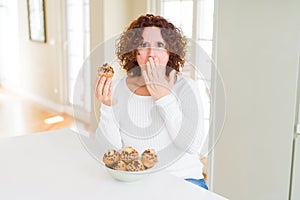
(102, 149), (121, 167)
(120, 146), (139, 164)
(111, 160), (127, 171)
(141, 149), (158, 169)
(126, 160), (145, 172)
(97, 63), (114, 78)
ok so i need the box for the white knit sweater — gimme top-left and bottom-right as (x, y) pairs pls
(96, 75), (206, 179)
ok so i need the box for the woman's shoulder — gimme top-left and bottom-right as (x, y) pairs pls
(113, 75), (126, 81)
(175, 74), (196, 87)
(111, 76), (127, 92)
(174, 75), (204, 107)
(174, 74), (201, 94)
(112, 76), (126, 84)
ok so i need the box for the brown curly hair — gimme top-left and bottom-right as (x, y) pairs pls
(116, 14), (187, 76)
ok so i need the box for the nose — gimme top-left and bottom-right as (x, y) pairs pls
(148, 46), (156, 58)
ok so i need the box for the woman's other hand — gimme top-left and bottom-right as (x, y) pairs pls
(95, 76), (113, 106)
(142, 57), (176, 101)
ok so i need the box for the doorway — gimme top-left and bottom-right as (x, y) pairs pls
(0, 0), (20, 88)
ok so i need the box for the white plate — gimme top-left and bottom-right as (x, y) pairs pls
(105, 167), (148, 182)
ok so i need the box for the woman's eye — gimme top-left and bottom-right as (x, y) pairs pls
(139, 41), (165, 49)
(140, 42), (149, 48)
(157, 42), (165, 48)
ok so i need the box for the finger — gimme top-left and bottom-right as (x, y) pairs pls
(157, 62), (166, 79)
(149, 57), (159, 78)
(143, 70), (150, 84)
(97, 76), (106, 96)
(102, 78), (111, 96)
(150, 57), (165, 80)
(140, 63), (146, 72)
(94, 76), (101, 96)
(146, 61), (153, 81)
(96, 76), (105, 94)
(107, 81), (113, 97)
(168, 69), (176, 87)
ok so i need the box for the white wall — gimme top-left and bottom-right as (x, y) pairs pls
(0, 4), (5, 84)
(103, 0), (131, 39)
(212, 0), (300, 199)
(17, 0), (64, 104)
(12, 0), (147, 111)
(91, 0), (147, 47)
(0, 0), (20, 88)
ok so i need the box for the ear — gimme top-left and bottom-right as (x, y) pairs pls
(136, 49), (140, 56)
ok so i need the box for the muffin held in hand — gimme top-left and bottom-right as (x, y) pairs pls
(120, 146), (139, 164)
(126, 160), (145, 172)
(111, 160), (127, 171)
(97, 63), (114, 78)
(141, 149), (158, 169)
(103, 149), (121, 167)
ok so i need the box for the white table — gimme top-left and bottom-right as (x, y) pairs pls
(0, 129), (227, 200)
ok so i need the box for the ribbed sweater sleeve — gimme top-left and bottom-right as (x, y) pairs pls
(155, 80), (205, 154)
(96, 104), (122, 149)
(155, 93), (182, 142)
(183, 80), (206, 154)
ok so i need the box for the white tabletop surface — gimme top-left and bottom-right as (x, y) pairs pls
(0, 129), (227, 200)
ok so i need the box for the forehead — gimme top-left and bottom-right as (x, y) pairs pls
(142, 27), (163, 41)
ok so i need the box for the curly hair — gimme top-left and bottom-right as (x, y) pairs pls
(116, 14), (187, 76)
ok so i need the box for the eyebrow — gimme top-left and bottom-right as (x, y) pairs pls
(140, 40), (166, 44)
(142, 39), (165, 43)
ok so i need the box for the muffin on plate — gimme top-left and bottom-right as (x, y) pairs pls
(103, 149), (120, 167)
(111, 160), (127, 171)
(120, 146), (139, 164)
(141, 149), (158, 169)
(126, 160), (145, 172)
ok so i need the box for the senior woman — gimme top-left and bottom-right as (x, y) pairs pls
(95, 14), (207, 190)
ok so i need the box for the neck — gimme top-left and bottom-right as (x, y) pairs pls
(132, 76), (146, 87)
(126, 76), (150, 96)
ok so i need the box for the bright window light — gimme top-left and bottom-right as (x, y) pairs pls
(44, 115), (64, 124)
